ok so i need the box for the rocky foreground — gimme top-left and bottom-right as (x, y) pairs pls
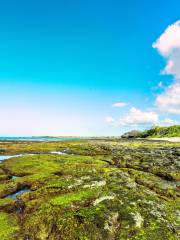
(0, 139), (179, 240)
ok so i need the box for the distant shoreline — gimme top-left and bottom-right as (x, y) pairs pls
(147, 137), (180, 143)
(0, 136), (180, 142)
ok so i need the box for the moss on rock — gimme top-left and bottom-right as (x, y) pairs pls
(0, 139), (179, 239)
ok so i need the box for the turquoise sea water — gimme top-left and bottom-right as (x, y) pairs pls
(0, 137), (80, 141)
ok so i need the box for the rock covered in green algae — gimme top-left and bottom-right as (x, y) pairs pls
(0, 212), (19, 240)
(0, 139), (179, 239)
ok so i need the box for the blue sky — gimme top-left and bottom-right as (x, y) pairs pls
(0, 0), (180, 136)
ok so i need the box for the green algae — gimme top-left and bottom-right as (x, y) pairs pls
(0, 139), (179, 239)
(0, 212), (19, 240)
(50, 189), (97, 206)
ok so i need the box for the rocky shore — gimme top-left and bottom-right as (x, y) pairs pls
(0, 139), (179, 239)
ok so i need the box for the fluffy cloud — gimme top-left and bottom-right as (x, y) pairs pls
(106, 107), (159, 126)
(105, 116), (115, 124)
(112, 102), (128, 107)
(106, 21), (180, 130)
(156, 82), (180, 114)
(152, 20), (180, 57)
(153, 20), (180, 114)
(160, 118), (178, 126)
(162, 49), (180, 79)
(119, 107), (159, 126)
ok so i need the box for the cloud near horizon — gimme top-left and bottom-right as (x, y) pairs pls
(160, 118), (178, 126)
(106, 107), (178, 128)
(112, 102), (128, 107)
(106, 107), (159, 127)
(153, 20), (180, 114)
(106, 21), (180, 128)
(105, 21), (180, 130)
(156, 83), (180, 114)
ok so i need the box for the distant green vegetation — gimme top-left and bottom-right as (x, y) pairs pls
(141, 125), (180, 138)
(121, 125), (180, 138)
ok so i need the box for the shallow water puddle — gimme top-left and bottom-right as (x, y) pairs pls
(0, 154), (35, 162)
(6, 187), (32, 200)
(50, 151), (67, 155)
(11, 176), (19, 180)
(0, 152), (68, 162)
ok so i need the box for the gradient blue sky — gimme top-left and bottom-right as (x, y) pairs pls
(0, 0), (180, 136)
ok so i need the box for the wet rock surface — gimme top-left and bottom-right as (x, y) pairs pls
(0, 139), (179, 239)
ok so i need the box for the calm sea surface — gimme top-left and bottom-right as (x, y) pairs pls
(0, 137), (80, 141)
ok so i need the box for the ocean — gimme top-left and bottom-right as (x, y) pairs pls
(0, 137), (80, 141)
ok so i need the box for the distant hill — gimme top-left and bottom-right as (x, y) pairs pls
(121, 125), (180, 138)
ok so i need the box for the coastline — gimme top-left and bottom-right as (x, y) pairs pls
(148, 137), (180, 143)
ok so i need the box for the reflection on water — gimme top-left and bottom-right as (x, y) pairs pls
(51, 151), (67, 155)
(0, 154), (34, 162)
(11, 176), (18, 180)
(6, 187), (32, 200)
(0, 137), (80, 141)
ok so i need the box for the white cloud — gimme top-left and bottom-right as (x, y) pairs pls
(119, 107), (159, 126)
(156, 82), (180, 114)
(112, 102), (128, 107)
(152, 20), (180, 57)
(160, 118), (178, 126)
(106, 107), (159, 127)
(153, 20), (180, 114)
(105, 116), (115, 124)
(161, 50), (180, 79)
(106, 21), (180, 131)
(153, 20), (180, 79)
